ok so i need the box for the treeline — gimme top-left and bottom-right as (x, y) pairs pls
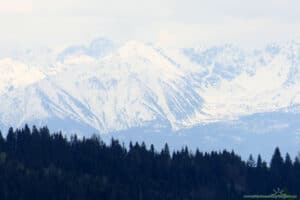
(0, 125), (299, 200)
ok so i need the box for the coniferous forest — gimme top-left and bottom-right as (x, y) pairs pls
(0, 125), (299, 200)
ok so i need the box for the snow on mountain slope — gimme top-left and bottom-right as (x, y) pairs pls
(184, 41), (300, 121)
(1, 39), (300, 137)
(0, 41), (204, 133)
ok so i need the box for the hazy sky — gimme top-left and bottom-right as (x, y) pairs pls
(0, 0), (300, 49)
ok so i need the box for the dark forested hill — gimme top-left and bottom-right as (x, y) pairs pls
(0, 125), (299, 200)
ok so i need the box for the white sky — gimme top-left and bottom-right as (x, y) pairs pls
(0, 0), (300, 49)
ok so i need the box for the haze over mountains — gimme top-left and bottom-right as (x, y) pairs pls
(2, 38), (300, 157)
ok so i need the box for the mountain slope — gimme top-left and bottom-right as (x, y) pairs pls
(1, 39), (300, 141)
(0, 41), (205, 133)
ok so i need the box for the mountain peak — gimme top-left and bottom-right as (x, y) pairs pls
(0, 58), (45, 95)
(117, 40), (154, 57)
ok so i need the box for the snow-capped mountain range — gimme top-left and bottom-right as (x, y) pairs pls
(2, 38), (300, 157)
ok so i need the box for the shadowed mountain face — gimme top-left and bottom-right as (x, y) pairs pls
(1, 39), (300, 156)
